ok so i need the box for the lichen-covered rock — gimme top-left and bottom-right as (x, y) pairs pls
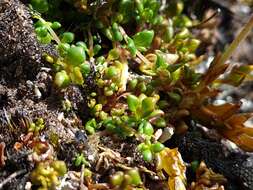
(177, 131), (253, 190)
(0, 0), (41, 81)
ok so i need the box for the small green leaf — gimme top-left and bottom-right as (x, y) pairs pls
(51, 161), (67, 176)
(164, 23), (174, 42)
(139, 121), (154, 136)
(127, 94), (140, 112)
(156, 54), (168, 69)
(142, 97), (155, 114)
(222, 65), (252, 86)
(138, 82), (147, 93)
(93, 44), (102, 55)
(79, 63), (91, 77)
(85, 119), (97, 134)
(83, 169), (92, 177)
(133, 30), (154, 51)
(51, 22), (61, 29)
(66, 46), (86, 66)
(85, 125), (95, 134)
(54, 71), (70, 88)
(147, 110), (164, 119)
(34, 20), (44, 28)
(71, 67), (84, 85)
(127, 169), (142, 185)
(168, 92), (182, 104)
(167, 63), (183, 72)
(126, 37), (137, 57)
(112, 23), (123, 42)
(141, 9), (154, 23)
(105, 66), (119, 79)
(61, 32), (74, 44)
(137, 143), (148, 151)
(151, 142), (165, 153)
(105, 123), (116, 132)
(136, 0), (144, 13)
(129, 79), (138, 90)
(111, 171), (124, 186)
(38, 33), (52, 44)
(103, 28), (113, 40)
(166, 0), (184, 16)
(171, 68), (181, 83)
(76, 41), (88, 52)
(108, 48), (120, 60)
(119, 0), (135, 23)
(186, 39), (201, 53)
(74, 154), (88, 167)
(175, 28), (190, 39)
(57, 43), (70, 57)
(173, 15), (192, 28)
(31, 0), (49, 13)
(153, 117), (166, 128)
(35, 26), (48, 37)
(142, 149), (153, 162)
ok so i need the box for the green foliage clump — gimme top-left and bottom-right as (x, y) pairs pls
(28, 118), (45, 135)
(28, 0), (253, 189)
(110, 169), (143, 189)
(30, 160), (67, 190)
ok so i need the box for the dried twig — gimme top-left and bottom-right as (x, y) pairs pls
(0, 169), (26, 189)
(0, 142), (6, 168)
(79, 164), (88, 190)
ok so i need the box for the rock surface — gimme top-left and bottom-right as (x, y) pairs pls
(0, 0), (42, 82)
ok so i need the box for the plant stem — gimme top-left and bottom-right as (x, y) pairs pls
(0, 169), (26, 189)
(118, 26), (152, 66)
(218, 14), (253, 66)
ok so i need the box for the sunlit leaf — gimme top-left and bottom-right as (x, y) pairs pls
(133, 30), (154, 52)
(157, 148), (186, 190)
(221, 113), (253, 151)
(204, 103), (241, 122)
(220, 65), (252, 86)
(192, 103), (253, 151)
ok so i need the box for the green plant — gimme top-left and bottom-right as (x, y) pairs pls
(127, 94), (163, 121)
(85, 118), (98, 135)
(28, 118), (45, 135)
(30, 160), (67, 190)
(30, 0), (49, 13)
(138, 140), (165, 162)
(28, 0), (253, 189)
(110, 169), (143, 189)
(74, 153), (90, 167)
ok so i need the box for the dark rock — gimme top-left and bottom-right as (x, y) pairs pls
(0, 0), (42, 82)
(177, 130), (253, 190)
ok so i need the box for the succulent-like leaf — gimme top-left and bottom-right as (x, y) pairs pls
(133, 30), (154, 52)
